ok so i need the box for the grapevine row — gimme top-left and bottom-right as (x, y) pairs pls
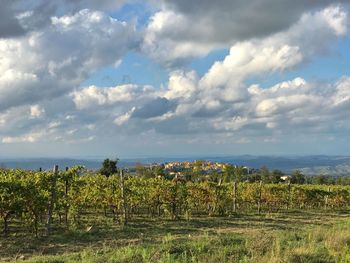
(1, 167), (349, 236)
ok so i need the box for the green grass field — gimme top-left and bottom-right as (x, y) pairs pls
(1, 210), (350, 262)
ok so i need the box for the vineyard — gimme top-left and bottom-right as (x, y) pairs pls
(1, 166), (350, 239)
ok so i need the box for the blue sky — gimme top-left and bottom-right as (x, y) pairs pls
(0, 0), (350, 158)
(81, 52), (170, 88)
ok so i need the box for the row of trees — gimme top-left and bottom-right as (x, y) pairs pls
(1, 166), (350, 237)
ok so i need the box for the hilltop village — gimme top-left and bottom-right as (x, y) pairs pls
(161, 161), (251, 178)
(127, 160), (296, 183)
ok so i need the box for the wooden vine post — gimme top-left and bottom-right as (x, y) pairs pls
(120, 169), (128, 225)
(64, 167), (69, 227)
(233, 180), (237, 213)
(325, 186), (331, 209)
(258, 181), (262, 214)
(287, 180), (291, 210)
(47, 165), (58, 235)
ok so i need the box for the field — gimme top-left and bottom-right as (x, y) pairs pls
(1, 210), (350, 262)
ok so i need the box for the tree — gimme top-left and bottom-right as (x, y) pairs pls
(223, 164), (235, 183)
(184, 170), (199, 182)
(271, 169), (283, 184)
(233, 166), (244, 182)
(290, 170), (305, 184)
(248, 173), (261, 183)
(312, 175), (329, 185)
(100, 158), (119, 177)
(135, 163), (146, 177)
(152, 166), (165, 178)
(260, 166), (270, 183)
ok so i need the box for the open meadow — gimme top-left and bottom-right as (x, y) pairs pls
(1, 210), (350, 262)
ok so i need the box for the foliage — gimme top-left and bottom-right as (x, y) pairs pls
(100, 158), (119, 177)
(290, 170), (306, 184)
(1, 167), (350, 238)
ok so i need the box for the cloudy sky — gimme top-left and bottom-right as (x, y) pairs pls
(1, 0), (350, 158)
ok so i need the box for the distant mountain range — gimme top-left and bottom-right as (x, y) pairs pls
(1, 155), (350, 176)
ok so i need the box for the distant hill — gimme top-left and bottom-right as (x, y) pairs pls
(0, 158), (102, 171)
(299, 163), (350, 176)
(0, 155), (350, 175)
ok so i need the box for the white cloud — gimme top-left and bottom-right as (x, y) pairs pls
(142, 10), (219, 66)
(322, 5), (348, 35)
(143, 1), (349, 66)
(57, 5), (350, 144)
(71, 84), (156, 109)
(114, 107), (135, 126)
(0, 9), (138, 111)
(116, 6), (350, 137)
(30, 105), (45, 118)
(164, 70), (199, 100)
(332, 77), (350, 107)
(2, 132), (44, 144)
(0, 0), (127, 38)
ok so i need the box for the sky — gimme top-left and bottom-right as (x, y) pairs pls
(1, 0), (350, 158)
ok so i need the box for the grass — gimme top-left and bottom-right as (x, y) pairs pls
(1, 210), (350, 262)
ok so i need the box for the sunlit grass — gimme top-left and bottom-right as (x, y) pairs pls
(2, 210), (350, 262)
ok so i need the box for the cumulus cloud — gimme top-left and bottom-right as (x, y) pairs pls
(143, 1), (349, 66)
(80, 5), (350, 140)
(71, 84), (155, 110)
(0, 0), (126, 38)
(0, 9), (138, 111)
